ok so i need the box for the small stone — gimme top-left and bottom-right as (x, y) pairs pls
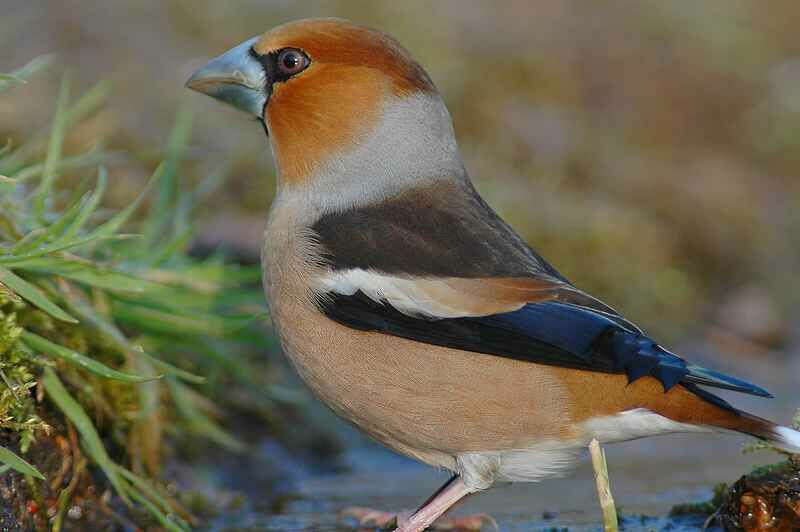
(67, 505), (82, 520)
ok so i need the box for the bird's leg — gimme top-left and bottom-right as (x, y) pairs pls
(393, 475), (479, 532)
(340, 475), (493, 531)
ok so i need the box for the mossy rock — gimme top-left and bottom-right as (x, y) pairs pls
(719, 460), (800, 531)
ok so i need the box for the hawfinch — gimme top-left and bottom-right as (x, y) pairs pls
(188, 18), (800, 532)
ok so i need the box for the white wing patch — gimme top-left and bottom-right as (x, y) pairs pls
(314, 268), (528, 319)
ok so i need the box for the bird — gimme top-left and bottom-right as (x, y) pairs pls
(187, 18), (800, 532)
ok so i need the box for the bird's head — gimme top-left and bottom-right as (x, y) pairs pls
(187, 18), (463, 203)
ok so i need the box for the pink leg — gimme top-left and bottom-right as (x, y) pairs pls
(394, 475), (477, 532)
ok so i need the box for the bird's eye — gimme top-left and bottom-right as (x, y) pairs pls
(276, 49), (310, 77)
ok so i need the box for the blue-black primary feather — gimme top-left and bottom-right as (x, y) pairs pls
(319, 292), (772, 400)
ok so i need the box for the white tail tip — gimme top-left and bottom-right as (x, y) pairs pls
(772, 426), (800, 453)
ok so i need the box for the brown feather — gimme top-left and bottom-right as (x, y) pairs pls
(267, 64), (387, 184)
(253, 18), (434, 94)
(557, 369), (768, 438)
(254, 18), (436, 184)
(439, 277), (560, 310)
(370, 276), (559, 317)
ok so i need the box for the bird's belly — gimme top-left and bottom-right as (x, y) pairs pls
(270, 292), (575, 469)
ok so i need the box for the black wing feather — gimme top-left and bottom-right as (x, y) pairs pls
(319, 291), (772, 399)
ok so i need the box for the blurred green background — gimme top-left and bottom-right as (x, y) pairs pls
(3, 1), (799, 353)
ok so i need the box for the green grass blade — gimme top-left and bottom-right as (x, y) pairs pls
(58, 167), (107, 243)
(0, 446), (45, 480)
(1, 81), (111, 175)
(55, 289), (206, 383)
(127, 490), (187, 532)
(142, 105), (192, 248)
(0, 181), (15, 194)
(0, 280), (23, 304)
(149, 228), (193, 265)
(0, 235), (134, 265)
(188, 164), (231, 209)
(15, 258), (158, 293)
(91, 163), (163, 240)
(140, 351), (206, 384)
(10, 188), (90, 255)
(12, 148), (113, 184)
(10, 228), (50, 256)
(167, 379), (245, 452)
(111, 301), (230, 337)
(0, 266), (77, 323)
(22, 331), (159, 383)
(116, 467), (171, 514)
(58, 284), (144, 346)
(115, 466), (190, 530)
(125, 490), (187, 532)
(72, 306), (207, 382)
(0, 139), (13, 158)
(0, 54), (53, 93)
(42, 368), (131, 504)
(63, 81), (113, 130)
(33, 74), (70, 220)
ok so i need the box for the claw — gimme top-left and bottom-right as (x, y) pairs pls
(426, 513), (497, 531)
(339, 506), (497, 531)
(339, 506), (409, 529)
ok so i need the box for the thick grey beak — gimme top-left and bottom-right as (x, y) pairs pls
(186, 37), (267, 117)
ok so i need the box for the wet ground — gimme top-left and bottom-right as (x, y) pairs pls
(208, 348), (799, 531)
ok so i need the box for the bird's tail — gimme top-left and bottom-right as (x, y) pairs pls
(767, 424), (800, 453)
(695, 401), (800, 453)
(682, 364), (773, 398)
(737, 415), (800, 453)
(653, 383), (800, 454)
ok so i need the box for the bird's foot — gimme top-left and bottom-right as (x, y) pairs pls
(339, 506), (409, 530)
(339, 506), (496, 531)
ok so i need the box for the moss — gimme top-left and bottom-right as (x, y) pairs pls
(747, 461), (794, 479)
(669, 482), (728, 517)
(0, 301), (49, 453)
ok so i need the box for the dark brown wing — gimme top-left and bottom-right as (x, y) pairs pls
(311, 177), (638, 330)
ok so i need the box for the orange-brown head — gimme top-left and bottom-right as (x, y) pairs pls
(187, 18), (445, 186)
